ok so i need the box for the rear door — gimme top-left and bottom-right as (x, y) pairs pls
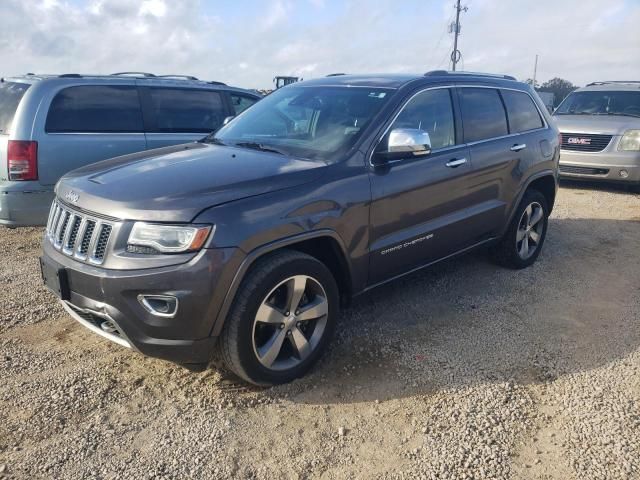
(37, 84), (147, 185)
(456, 86), (524, 237)
(140, 86), (230, 149)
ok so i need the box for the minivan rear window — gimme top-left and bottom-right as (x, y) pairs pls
(46, 85), (144, 133)
(0, 82), (30, 133)
(147, 88), (225, 133)
(459, 88), (509, 143)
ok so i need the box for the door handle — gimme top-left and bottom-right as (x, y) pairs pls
(445, 158), (467, 168)
(510, 143), (527, 152)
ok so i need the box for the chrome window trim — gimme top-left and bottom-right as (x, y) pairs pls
(368, 84), (550, 167)
(46, 132), (144, 135)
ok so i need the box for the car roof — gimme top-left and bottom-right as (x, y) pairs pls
(298, 71), (520, 89)
(0, 73), (259, 96)
(577, 82), (640, 92)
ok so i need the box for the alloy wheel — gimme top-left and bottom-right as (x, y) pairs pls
(252, 275), (329, 371)
(516, 201), (545, 260)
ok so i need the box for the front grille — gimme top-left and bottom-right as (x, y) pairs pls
(560, 165), (610, 176)
(45, 200), (116, 265)
(560, 133), (613, 152)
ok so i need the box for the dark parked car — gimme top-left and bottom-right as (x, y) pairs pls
(0, 72), (260, 227)
(40, 71), (559, 385)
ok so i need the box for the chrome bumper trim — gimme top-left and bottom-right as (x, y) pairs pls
(60, 300), (132, 349)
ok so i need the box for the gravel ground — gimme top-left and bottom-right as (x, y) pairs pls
(1, 183), (639, 479)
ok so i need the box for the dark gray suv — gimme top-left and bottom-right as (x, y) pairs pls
(40, 71), (560, 385)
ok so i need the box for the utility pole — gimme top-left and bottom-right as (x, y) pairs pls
(533, 54), (539, 88)
(450, 0), (468, 71)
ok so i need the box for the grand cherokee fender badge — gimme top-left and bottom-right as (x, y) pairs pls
(64, 190), (80, 203)
(381, 233), (434, 255)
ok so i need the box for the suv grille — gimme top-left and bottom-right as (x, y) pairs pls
(45, 200), (116, 265)
(560, 133), (612, 152)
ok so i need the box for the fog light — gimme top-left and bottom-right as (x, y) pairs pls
(138, 295), (179, 318)
(619, 169), (629, 178)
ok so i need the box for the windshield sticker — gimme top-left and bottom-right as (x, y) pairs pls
(368, 92), (387, 99)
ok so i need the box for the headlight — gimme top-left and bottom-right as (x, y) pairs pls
(619, 130), (640, 151)
(128, 223), (213, 253)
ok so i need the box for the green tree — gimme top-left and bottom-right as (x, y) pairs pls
(539, 78), (578, 107)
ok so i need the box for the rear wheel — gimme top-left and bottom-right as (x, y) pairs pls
(219, 250), (338, 386)
(491, 189), (549, 269)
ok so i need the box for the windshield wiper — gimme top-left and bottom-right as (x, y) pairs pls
(199, 134), (226, 145)
(234, 142), (287, 156)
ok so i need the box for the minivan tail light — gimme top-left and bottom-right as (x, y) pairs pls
(7, 140), (38, 181)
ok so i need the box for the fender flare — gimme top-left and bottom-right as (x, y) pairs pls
(209, 229), (352, 337)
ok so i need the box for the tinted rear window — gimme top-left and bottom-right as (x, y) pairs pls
(0, 82), (30, 133)
(147, 88), (225, 133)
(46, 85), (143, 133)
(502, 90), (544, 132)
(459, 88), (508, 142)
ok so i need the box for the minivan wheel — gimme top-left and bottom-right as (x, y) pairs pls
(490, 189), (549, 269)
(219, 250), (339, 386)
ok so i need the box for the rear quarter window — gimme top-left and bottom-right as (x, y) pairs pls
(0, 82), (31, 133)
(147, 88), (225, 133)
(46, 85), (143, 133)
(501, 90), (544, 133)
(459, 88), (509, 143)
(230, 93), (258, 115)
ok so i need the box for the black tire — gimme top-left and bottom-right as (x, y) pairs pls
(490, 189), (549, 269)
(218, 250), (339, 386)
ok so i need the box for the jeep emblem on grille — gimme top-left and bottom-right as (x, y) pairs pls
(567, 137), (591, 145)
(65, 190), (79, 203)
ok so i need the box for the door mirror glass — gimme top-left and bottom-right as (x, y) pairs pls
(373, 128), (432, 164)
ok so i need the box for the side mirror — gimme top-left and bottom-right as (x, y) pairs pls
(372, 128), (432, 165)
(223, 116), (235, 126)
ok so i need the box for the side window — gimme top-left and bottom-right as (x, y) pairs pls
(459, 88), (508, 143)
(46, 85), (143, 133)
(501, 90), (544, 133)
(230, 93), (258, 115)
(147, 88), (225, 133)
(389, 88), (456, 150)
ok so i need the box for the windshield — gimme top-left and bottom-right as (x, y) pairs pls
(0, 82), (31, 133)
(555, 90), (640, 117)
(212, 85), (392, 160)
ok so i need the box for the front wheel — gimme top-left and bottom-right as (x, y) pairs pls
(218, 250), (339, 386)
(491, 189), (549, 269)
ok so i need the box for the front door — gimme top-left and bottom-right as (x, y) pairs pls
(368, 87), (479, 285)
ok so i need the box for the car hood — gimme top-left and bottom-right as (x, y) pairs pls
(553, 114), (639, 135)
(57, 142), (327, 222)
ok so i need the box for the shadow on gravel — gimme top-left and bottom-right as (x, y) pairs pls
(281, 217), (640, 405)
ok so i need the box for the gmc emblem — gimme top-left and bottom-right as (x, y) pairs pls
(567, 137), (591, 145)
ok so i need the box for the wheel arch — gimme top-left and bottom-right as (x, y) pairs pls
(210, 230), (353, 337)
(502, 170), (557, 236)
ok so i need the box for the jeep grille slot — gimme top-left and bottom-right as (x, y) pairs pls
(45, 200), (116, 265)
(560, 133), (613, 152)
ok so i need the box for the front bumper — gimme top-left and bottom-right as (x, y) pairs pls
(0, 183), (54, 227)
(558, 150), (640, 184)
(42, 240), (243, 365)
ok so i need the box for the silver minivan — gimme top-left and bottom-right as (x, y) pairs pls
(0, 73), (260, 227)
(553, 81), (640, 189)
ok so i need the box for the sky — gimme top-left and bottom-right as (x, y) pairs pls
(1, 0), (639, 89)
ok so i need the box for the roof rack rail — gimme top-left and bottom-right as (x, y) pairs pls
(326, 73), (346, 77)
(208, 80), (227, 86)
(157, 74), (199, 81)
(586, 81), (640, 86)
(424, 70), (517, 81)
(58, 73), (83, 78)
(111, 72), (156, 77)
